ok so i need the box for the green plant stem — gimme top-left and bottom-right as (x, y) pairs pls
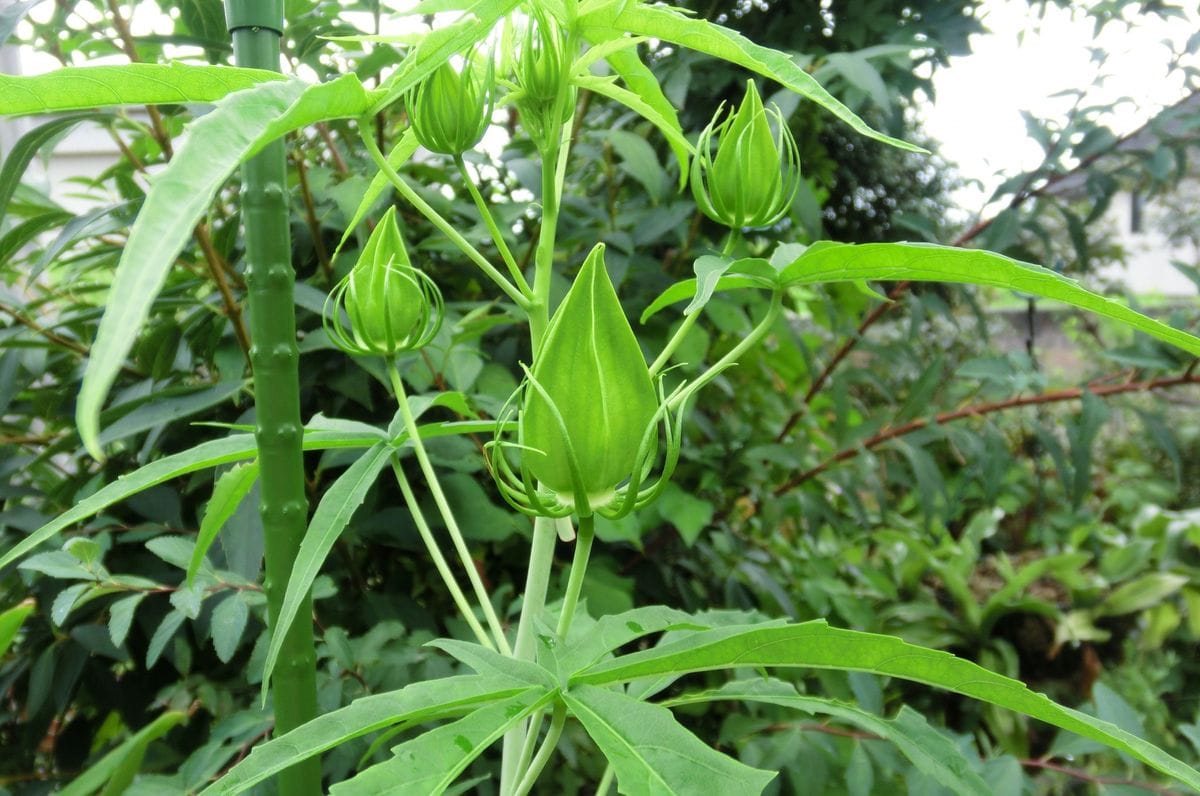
(454, 155), (531, 296)
(555, 513), (594, 639)
(389, 459), (495, 650)
(500, 515), (558, 793)
(227, 14), (320, 795)
(386, 360), (511, 655)
(358, 122), (529, 310)
(596, 765), (615, 795)
(649, 311), (701, 377)
(512, 701), (567, 796)
(669, 289), (784, 411)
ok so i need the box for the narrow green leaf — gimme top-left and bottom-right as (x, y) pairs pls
(146, 609), (185, 669)
(333, 130), (419, 259)
(559, 605), (704, 673)
(0, 424), (448, 573)
(0, 210), (72, 263)
(211, 592), (249, 664)
(426, 639), (556, 688)
(0, 0), (45, 46)
(0, 114), (100, 227)
(564, 683), (775, 795)
(607, 129), (668, 202)
(599, 42), (692, 188)
(575, 75), (695, 163)
(77, 74), (377, 459)
(188, 462), (259, 586)
(59, 711), (187, 796)
(0, 599), (36, 658)
(107, 593), (145, 649)
(98, 380), (246, 447)
(260, 442), (393, 700)
(779, 242), (1200, 358)
(330, 689), (553, 795)
(0, 63), (287, 117)
(572, 620), (1200, 790)
(666, 679), (989, 796)
(579, 4), (922, 153)
(201, 675), (527, 796)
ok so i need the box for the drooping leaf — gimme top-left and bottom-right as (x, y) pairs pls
(59, 711), (187, 796)
(777, 242), (1200, 357)
(578, 3), (921, 153)
(330, 689), (553, 795)
(0, 599), (36, 658)
(426, 638), (556, 688)
(201, 675), (528, 796)
(77, 74), (379, 459)
(0, 113), (102, 227)
(0, 63), (287, 117)
(666, 679), (989, 796)
(571, 620), (1200, 790)
(591, 39), (691, 187)
(260, 442), (393, 699)
(564, 683), (776, 795)
(188, 462), (260, 586)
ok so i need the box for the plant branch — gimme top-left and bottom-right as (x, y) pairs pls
(359, 122), (529, 309)
(773, 371), (1200, 495)
(292, 146), (334, 283)
(387, 360), (510, 654)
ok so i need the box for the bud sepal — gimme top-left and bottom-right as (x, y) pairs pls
(324, 206), (443, 357)
(691, 79), (801, 229)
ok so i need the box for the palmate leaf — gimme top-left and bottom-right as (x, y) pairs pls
(200, 675), (529, 796)
(0, 63), (286, 117)
(76, 74), (381, 460)
(571, 620), (1200, 790)
(260, 442), (393, 699)
(577, 2), (922, 154)
(330, 689), (553, 795)
(665, 679), (990, 796)
(564, 684), (776, 796)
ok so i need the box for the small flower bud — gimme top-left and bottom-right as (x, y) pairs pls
(691, 80), (801, 229)
(512, 10), (576, 150)
(521, 243), (658, 506)
(325, 207), (442, 357)
(406, 54), (494, 156)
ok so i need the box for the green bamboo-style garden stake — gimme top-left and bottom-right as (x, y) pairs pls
(225, 1), (321, 792)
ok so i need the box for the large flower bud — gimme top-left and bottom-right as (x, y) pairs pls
(325, 206), (442, 356)
(520, 243), (658, 506)
(406, 54), (494, 156)
(691, 80), (801, 229)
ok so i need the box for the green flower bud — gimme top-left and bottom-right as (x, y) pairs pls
(691, 80), (801, 229)
(406, 54), (494, 156)
(520, 243), (658, 507)
(512, 9), (576, 150)
(324, 206), (442, 357)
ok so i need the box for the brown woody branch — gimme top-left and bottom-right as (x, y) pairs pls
(772, 372), (1200, 495)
